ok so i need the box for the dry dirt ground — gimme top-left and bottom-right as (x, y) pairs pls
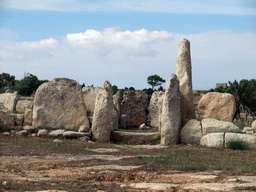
(1, 135), (256, 192)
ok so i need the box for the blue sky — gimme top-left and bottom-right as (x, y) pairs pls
(0, 0), (255, 90)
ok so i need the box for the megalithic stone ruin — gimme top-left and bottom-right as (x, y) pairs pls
(176, 38), (195, 127)
(91, 80), (114, 142)
(160, 73), (181, 145)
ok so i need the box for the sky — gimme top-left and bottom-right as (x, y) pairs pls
(0, 0), (255, 90)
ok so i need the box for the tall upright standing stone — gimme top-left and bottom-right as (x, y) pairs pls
(91, 81), (113, 142)
(176, 38), (195, 127)
(160, 74), (181, 145)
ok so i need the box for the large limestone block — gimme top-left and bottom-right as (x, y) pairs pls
(197, 92), (236, 122)
(0, 109), (15, 127)
(82, 87), (102, 115)
(225, 133), (256, 149)
(113, 90), (121, 118)
(157, 91), (164, 132)
(33, 78), (90, 129)
(148, 91), (163, 128)
(16, 99), (33, 114)
(111, 131), (160, 145)
(160, 74), (181, 145)
(121, 90), (148, 127)
(200, 133), (224, 148)
(23, 108), (33, 126)
(176, 39), (195, 127)
(91, 81), (113, 142)
(180, 119), (202, 144)
(201, 118), (239, 135)
(0, 93), (20, 113)
(14, 113), (24, 126)
(63, 131), (91, 138)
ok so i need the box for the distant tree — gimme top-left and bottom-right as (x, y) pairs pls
(158, 85), (164, 91)
(112, 85), (118, 94)
(0, 73), (15, 92)
(124, 87), (128, 90)
(129, 86), (135, 91)
(81, 83), (85, 88)
(147, 74), (165, 90)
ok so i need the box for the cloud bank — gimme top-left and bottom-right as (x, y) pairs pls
(0, 27), (255, 90)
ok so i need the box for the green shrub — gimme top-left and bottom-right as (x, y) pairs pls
(226, 139), (247, 150)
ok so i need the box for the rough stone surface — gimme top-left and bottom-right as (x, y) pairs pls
(111, 107), (119, 130)
(160, 74), (181, 145)
(63, 131), (91, 138)
(37, 129), (49, 137)
(176, 39), (195, 127)
(139, 123), (149, 130)
(0, 108), (15, 127)
(82, 86), (102, 115)
(120, 90), (148, 127)
(200, 133), (224, 148)
(14, 113), (24, 126)
(16, 99), (33, 114)
(157, 91), (164, 132)
(23, 125), (35, 133)
(201, 118), (239, 135)
(16, 130), (28, 136)
(53, 139), (63, 143)
(32, 78), (90, 129)
(148, 91), (162, 128)
(23, 108), (33, 126)
(0, 93), (20, 113)
(113, 90), (121, 119)
(111, 131), (160, 145)
(225, 133), (256, 148)
(49, 129), (65, 137)
(80, 136), (90, 142)
(120, 114), (126, 129)
(251, 120), (256, 131)
(180, 119), (202, 144)
(78, 125), (90, 132)
(91, 81), (113, 142)
(197, 92), (236, 122)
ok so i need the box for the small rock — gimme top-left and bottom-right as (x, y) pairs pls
(80, 136), (90, 142)
(37, 129), (49, 137)
(139, 123), (149, 130)
(3, 132), (10, 136)
(16, 130), (28, 136)
(53, 139), (63, 143)
(78, 125), (90, 132)
(2, 181), (7, 185)
(63, 131), (91, 138)
(23, 125), (35, 133)
(49, 129), (65, 137)
(31, 133), (36, 137)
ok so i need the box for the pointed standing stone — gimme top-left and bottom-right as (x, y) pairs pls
(176, 38), (195, 127)
(160, 74), (181, 145)
(91, 81), (113, 142)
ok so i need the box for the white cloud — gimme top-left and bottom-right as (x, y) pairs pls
(2, 0), (256, 15)
(0, 28), (255, 90)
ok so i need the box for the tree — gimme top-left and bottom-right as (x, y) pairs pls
(112, 85), (118, 95)
(129, 86), (135, 91)
(147, 74), (165, 90)
(81, 83), (85, 88)
(0, 73), (15, 92)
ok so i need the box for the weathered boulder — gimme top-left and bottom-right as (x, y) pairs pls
(80, 136), (90, 142)
(49, 129), (65, 137)
(0, 93), (20, 113)
(148, 91), (163, 128)
(16, 130), (28, 136)
(197, 92), (236, 122)
(111, 107), (119, 130)
(200, 133), (224, 148)
(33, 78), (90, 129)
(82, 86), (102, 115)
(139, 123), (149, 130)
(78, 125), (90, 132)
(251, 120), (256, 131)
(225, 133), (256, 149)
(63, 131), (91, 138)
(160, 74), (181, 145)
(91, 81), (113, 142)
(176, 39), (195, 127)
(23, 125), (36, 133)
(23, 109), (33, 126)
(37, 129), (49, 137)
(16, 99), (33, 114)
(121, 90), (148, 127)
(111, 131), (160, 145)
(0, 108), (15, 128)
(180, 119), (202, 144)
(14, 113), (24, 126)
(201, 118), (239, 135)
(113, 90), (121, 119)
(157, 91), (165, 132)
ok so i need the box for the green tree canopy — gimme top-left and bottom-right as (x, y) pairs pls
(147, 74), (166, 90)
(0, 73), (16, 92)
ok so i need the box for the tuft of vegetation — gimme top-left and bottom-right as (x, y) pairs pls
(226, 139), (248, 150)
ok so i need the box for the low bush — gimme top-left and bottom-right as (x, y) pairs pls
(226, 139), (248, 150)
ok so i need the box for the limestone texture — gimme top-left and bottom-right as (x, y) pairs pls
(160, 74), (181, 145)
(180, 119), (202, 144)
(197, 92), (236, 122)
(148, 91), (163, 128)
(225, 133), (256, 148)
(176, 38), (195, 127)
(121, 90), (148, 127)
(200, 133), (224, 148)
(0, 93), (20, 113)
(82, 87), (102, 115)
(91, 81), (113, 142)
(32, 78), (90, 129)
(201, 118), (239, 136)
(16, 99), (33, 114)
